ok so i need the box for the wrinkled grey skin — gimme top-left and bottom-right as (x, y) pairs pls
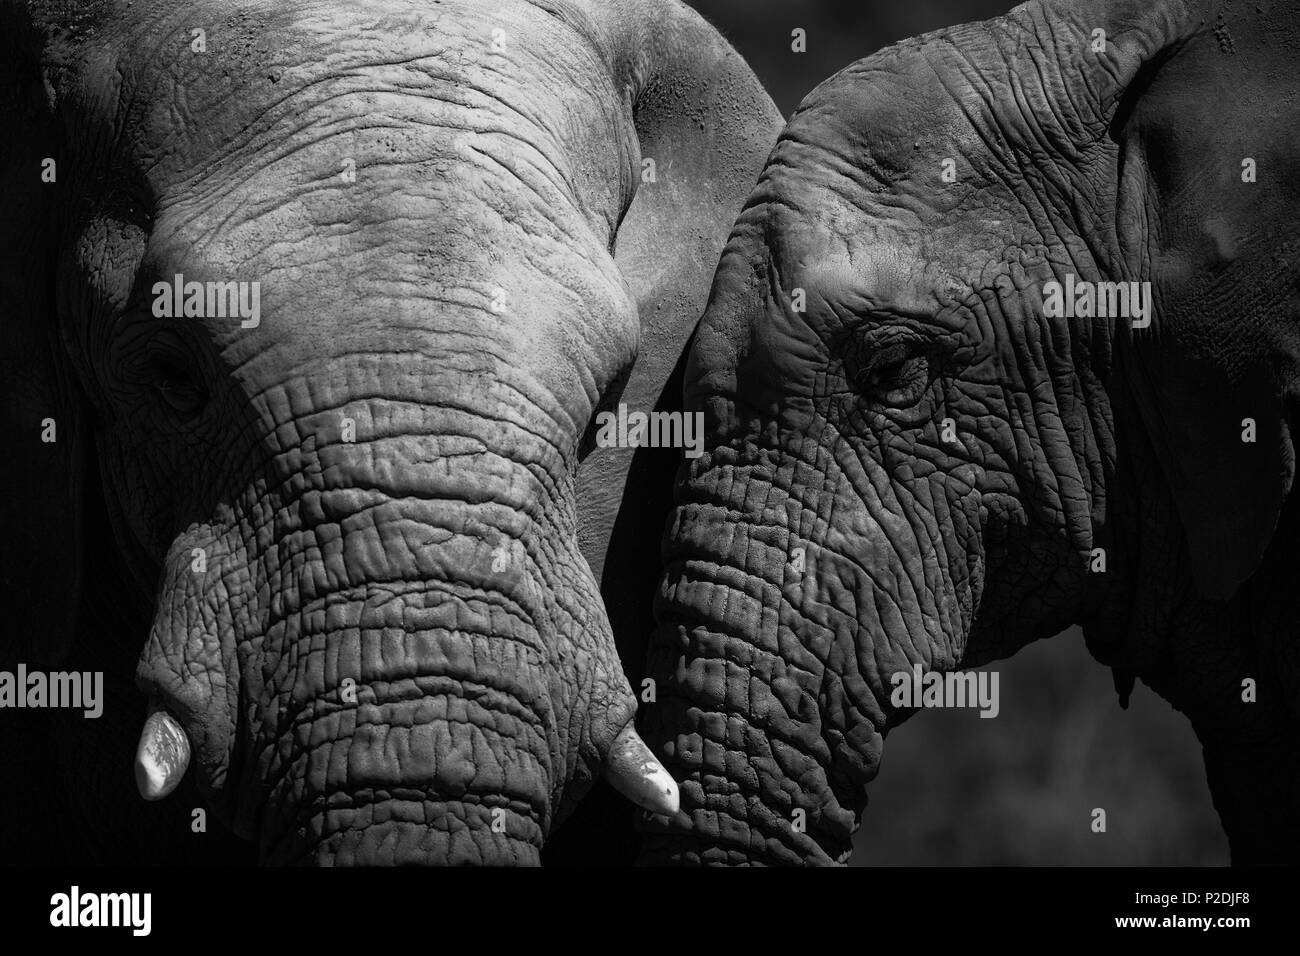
(0, 0), (781, 865)
(640, 0), (1300, 865)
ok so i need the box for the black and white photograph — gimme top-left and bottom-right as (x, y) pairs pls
(0, 0), (1290, 937)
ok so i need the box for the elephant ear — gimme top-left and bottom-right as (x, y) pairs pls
(575, 0), (781, 586)
(1092, 0), (1300, 599)
(611, 0), (781, 371)
(0, 6), (95, 667)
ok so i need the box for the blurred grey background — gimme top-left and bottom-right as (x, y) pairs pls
(686, 0), (1228, 865)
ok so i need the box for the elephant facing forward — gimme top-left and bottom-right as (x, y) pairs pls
(0, 0), (781, 865)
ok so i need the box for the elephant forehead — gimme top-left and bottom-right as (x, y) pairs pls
(759, 66), (1002, 315)
(781, 37), (994, 191)
(764, 191), (965, 319)
(91, 0), (630, 226)
(75, 0), (639, 414)
(137, 205), (637, 429)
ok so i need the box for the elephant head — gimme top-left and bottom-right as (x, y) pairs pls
(640, 0), (1300, 864)
(0, 0), (781, 864)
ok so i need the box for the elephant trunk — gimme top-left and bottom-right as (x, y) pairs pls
(637, 457), (887, 866)
(133, 386), (654, 865)
(254, 576), (556, 866)
(143, 502), (557, 864)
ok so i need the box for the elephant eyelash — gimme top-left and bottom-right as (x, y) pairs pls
(844, 330), (936, 409)
(856, 354), (931, 406)
(860, 341), (917, 377)
(153, 378), (207, 417)
(143, 354), (208, 417)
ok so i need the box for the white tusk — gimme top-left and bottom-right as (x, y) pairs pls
(603, 722), (680, 816)
(134, 703), (191, 801)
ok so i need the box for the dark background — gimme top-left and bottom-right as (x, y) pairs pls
(687, 0), (1227, 865)
(693, 0), (1013, 114)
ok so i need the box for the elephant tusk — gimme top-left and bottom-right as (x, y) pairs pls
(134, 702), (191, 801)
(603, 722), (680, 816)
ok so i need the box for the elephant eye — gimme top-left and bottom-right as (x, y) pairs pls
(147, 356), (208, 418)
(850, 340), (932, 408)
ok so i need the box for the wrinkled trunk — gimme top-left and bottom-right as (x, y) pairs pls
(637, 459), (889, 866)
(253, 573), (557, 866)
(247, 529), (560, 866)
(134, 362), (636, 865)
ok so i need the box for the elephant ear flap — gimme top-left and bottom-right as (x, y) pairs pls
(0, 8), (91, 666)
(574, 0), (778, 587)
(612, 0), (782, 383)
(1123, 353), (1293, 601)
(1095, 1), (1300, 599)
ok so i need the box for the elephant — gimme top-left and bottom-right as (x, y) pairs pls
(0, 0), (781, 865)
(638, 0), (1300, 865)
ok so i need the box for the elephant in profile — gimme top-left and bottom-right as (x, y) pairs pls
(639, 0), (1300, 865)
(0, 0), (781, 865)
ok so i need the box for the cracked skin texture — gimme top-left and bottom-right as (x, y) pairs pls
(0, 0), (781, 865)
(638, 0), (1300, 865)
